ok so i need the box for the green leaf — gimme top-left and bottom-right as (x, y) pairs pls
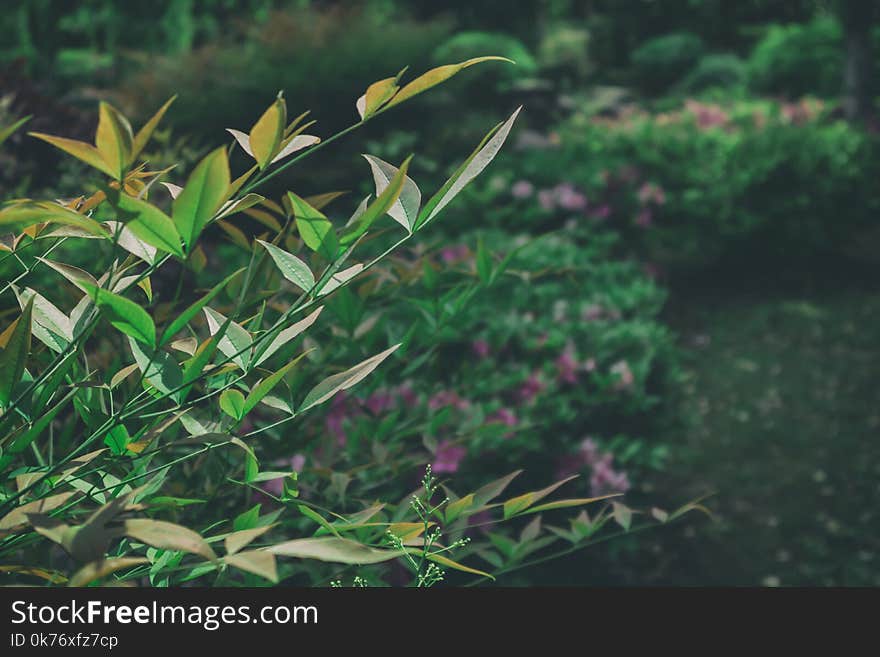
(219, 389), (246, 420)
(224, 550), (278, 583)
(15, 287), (72, 353)
(417, 107), (521, 229)
(132, 96), (176, 160)
(159, 267), (245, 345)
(128, 337), (184, 397)
(340, 156), (412, 246)
(82, 283), (156, 346)
(28, 133), (116, 178)
(115, 193), (184, 258)
(299, 344), (399, 412)
(386, 57), (514, 110)
(444, 493), (474, 524)
(420, 551), (495, 580)
(502, 476), (577, 519)
(36, 258), (98, 292)
(268, 537), (403, 564)
(288, 192), (339, 260)
(473, 470), (522, 506)
(123, 519), (216, 560)
(69, 557), (148, 587)
(243, 351), (309, 415)
(173, 146), (231, 249)
(476, 237), (492, 283)
(256, 239), (315, 293)
(103, 425), (131, 455)
(225, 525), (275, 555)
(0, 201), (108, 237)
(253, 306), (323, 367)
(612, 502), (633, 530)
(203, 307), (252, 371)
(95, 102), (134, 179)
(362, 154), (421, 231)
(521, 495), (620, 516)
(6, 391), (75, 455)
(358, 76), (400, 120)
(0, 298), (32, 410)
(0, 115), (31, 148)
(249, 97), (286, 169)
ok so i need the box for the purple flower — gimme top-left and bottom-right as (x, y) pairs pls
(472, 339), (490, 359)
(488, 407), (518, 428)
(396, 382), (418, 408)
(511, 180), (534, 199)
(590, 455), (630, 496)
(433, 440), (467, 474)
(556, 348), (579, 385)
(581, 304), (603, 321)
(517, 370), (545, 403)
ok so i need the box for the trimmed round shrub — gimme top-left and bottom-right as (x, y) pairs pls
(677, 54), (747, 93)
(630, 32), (705, 95)
(747, 17), (843, 98)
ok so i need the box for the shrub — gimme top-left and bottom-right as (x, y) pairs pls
(677, 54), (747, 94)
(630, 32), (705, 95)
(747, 17), (843, 98)
(0, 60), (683, 587)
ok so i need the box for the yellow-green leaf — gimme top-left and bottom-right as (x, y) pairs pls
(225, 525), (275, 555)
(219, 389), (246, 420)
(0, 201), (107, 237)
(69, 557), (148, 587)
(268, 537), (403, 564)
(249, 97), (286, 169)
(123, 518), (216, 560)
(116, 194), (184, 258)
(288, 191), (339, 260)
(95, 102), (134, 179)
(386, 57), (513, 110)
(132, 96), (177, 160)
(28, 133), (116, 177)
(224, 550), (278, 583)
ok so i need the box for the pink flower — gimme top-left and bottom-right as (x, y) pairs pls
(517, 370), (545, 403)
(583, 357), (597, 372)
(260, 454), (305, 497)
(364, 389), (394, 416)
(472, 339), (490, 359)
(610, 360), (635, 391)
(429, 390), (470, 412)
(556, 348), (579, 385)
(325, 391), (352, 446)
(537, 189), (556, 212)
(433, 440), (467, 474)
(590, 455), (630, 496)
(396, 382), (418, 408)
(511, 180), (534, 199)
(487, 407), (518, 428)
(590, 204), (611, 220)
(638, 182), (666, 206)
(440, 244), (470, 264)
(580, 437), (600, 465)
(581, 304), (604, 321)
(554, 183), (588, 211)
(635, 208), (653, 228)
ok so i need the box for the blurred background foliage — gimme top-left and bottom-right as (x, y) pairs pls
(2, 0), (879, 586)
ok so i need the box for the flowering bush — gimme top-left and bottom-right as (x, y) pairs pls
(0, 60), (695, 587)
(449, 96), (880, 269)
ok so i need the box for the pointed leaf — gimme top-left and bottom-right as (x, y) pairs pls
(288, 192), (338, 260)
(299, 344), (399, 412)
(82, 283), (156, 346)
(28, 133), (116, 177)
(203, 307), (252, 370)
(243, 351), (309, 415)
(362, 154), (421, 231)
(159, 268), (245, 345)
(253, 306), (323, 367)
(340, 155), (412, 246)
(132, 96), (176, 160)
(173, 146), (230, 248)
(95, 102), (134, 179)
(503, 476), (578, 519)
(249, 98), (286, 169)
(0, 298), (32, 409)
(69, 557), (148, 587)
(418, 107), (521, 229)
(36, 258), (98, 292)
(115, 194), (184, 257)
(256, 239), (315, 292)
(268, 537), (402, 564)
(225, 525), (275, 555)
(0, 201), (107, 236)
(124, 518), (216, 560)
(386, 57), (513, 109)
(224, 550), (278, 582)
